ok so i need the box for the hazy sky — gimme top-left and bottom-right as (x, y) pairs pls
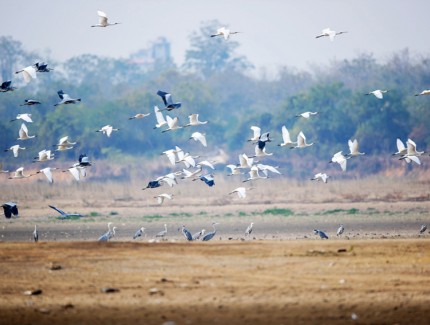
(2, 0), (430, 75)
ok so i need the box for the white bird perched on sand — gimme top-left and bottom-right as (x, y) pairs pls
(337, 224), (345, 236)
(296, 111), (319, 119)
(366, 89), (388, 99)
(154, 193), (173, 205)
(54, 136), (76, 151)
(291, 131), (313, 149)
(415, 90), (430, 96)
(248, 126), (261, 142)
(278, 126), (297, 147)
(190, 132), (207, 147)
(256, 163), (281, 176)
(329, 151), (349, 171)
(15, 65), (37, 83)
(35, 167), (58, 183)
(211, 27), (240, 40)
(162, 115), (182, 133)
(153, 106), (167, 129)
(237, 153), (254, 169)
(245, 222), (254, 236)
(96, 125), (119, 137)
(226, 164), (244, 176)
(17, 123), (36, 140)
(315, 28), (347, 41)
(4, 144), (26, 158)
(91, 10), (120, 27)
(33, 149), (55, 163)
(54, 90), (81, 106)
(185, 114), (208, 127)
(192, 229), (205, 241)
(347, 139), (365, 157)
(156, 224), (168, 238)
(128, 113), (150, 120)
(310, 172), (329, 183)
(243, 165), (268, 183)
(8, 167), (32, 180)
(133, 227), (145, 239)
(10, 113), (33, 123)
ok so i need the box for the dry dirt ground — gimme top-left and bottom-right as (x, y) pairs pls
(1, 240), (429, 325)
(1, 177), (430, 324)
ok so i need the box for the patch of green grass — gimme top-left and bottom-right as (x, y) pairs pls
(347, 208), (359, 215)
(263, 208), (294, 217)
(169, 212), (192, 217)
(57, 215), (82, 221)
(198, 211), (207, 216)
(224, 213), (233, 217)
(109, 211), (119, 216)
(145, 214), (163, 219)
(323, 209), (344, 215)
(238, 211), (247, 217)
(89, 212), (100, 217)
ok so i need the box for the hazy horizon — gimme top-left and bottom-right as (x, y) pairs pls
(2, 0), (430, 76)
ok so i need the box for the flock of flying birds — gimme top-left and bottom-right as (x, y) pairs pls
(1, 11), (429, 241)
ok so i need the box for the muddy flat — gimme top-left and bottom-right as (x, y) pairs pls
(1, 239), (429, 324)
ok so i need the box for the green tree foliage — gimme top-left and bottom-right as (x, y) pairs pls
(184, 20), (253, 78)
(0, 32), (429, 178)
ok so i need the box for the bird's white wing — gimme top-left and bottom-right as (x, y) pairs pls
(408, 155), (421, 165)
(106, 126), (113, 137)
(198, 160), (214, 169)
(250, 126), (261, 139)
(189, 114), (198, 124)
(68, 167), (81, 181)
(165, 151), (177, 165)
(281, 126), (292, 144)
(374, 90), (383, 99)
(41, 168), (53, 183)
(154, 106), (166, 125)
(11, 145), (20, 157)
(396, 138), (406, 152)
(22, 66), (37, 83)
(97, 10), (108, 26)
(19, 123), (28, 138)
(192, 132), (207, 147)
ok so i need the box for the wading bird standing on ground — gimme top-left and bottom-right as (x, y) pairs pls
(245, 222), (254, 236)
(314, 229), (329, 239)
(133, 227), (145, 239)
(202, 223), (219, 241)
(192, 229), (205, 241)
(419, 225), (427, 234)
(337, 224), (345, 236)
(33, 225), (38, 242)
(156, 224), (168, 238)
(181, 225), (193, 241)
